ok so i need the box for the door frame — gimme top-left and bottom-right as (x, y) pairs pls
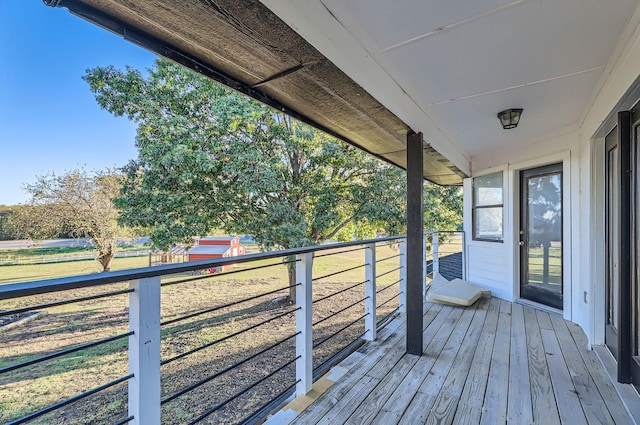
(509, 151), (572, 319)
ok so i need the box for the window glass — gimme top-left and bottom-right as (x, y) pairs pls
(473, 171), (503, 241)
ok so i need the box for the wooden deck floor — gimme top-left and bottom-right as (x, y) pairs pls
(287, 297), (635, 425)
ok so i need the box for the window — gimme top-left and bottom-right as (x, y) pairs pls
(473, 171), (503, 241)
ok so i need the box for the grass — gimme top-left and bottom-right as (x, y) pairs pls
(0, 244), (404, 424)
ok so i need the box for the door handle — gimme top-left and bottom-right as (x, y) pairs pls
(518, 241), (525, 247)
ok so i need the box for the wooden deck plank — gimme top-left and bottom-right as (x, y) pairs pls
(293, 303), (444, 424)
(371, 305), (463, 422)
(314, 376), (381, 425)
(536, 308), (554, 330)
(289, 298), (636, 425)
(343, 353), (420, 424)
(549, 314), (617, 425)
(291, 322), (407, 424)
(523, 305), (561, 425)
(423, 297), (490, 425)
(479, 303), (511, 425)
(540, 325), (587, 424)
(507, 303), (534, 424)
(398, 305), (478, 424)
(452, 297), (500, 425)
(567, 322), (635, 425)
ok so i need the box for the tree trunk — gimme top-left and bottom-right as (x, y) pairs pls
(97, 244), (116, 272)
(287, 256), (296, 303)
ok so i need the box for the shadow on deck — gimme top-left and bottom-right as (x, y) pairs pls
(273, 297), (637, 424)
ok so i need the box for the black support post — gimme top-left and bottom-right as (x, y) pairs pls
(406, 132), (424, 355)
(617, 111), (632, 383)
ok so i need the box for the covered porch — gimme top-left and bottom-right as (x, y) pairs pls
(275, 297), (637, 424)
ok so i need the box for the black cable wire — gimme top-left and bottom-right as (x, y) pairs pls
(312, 264), (367, 282)
(313, 280), (366, 304)
(313, 313), (368, 349)
(2, 288), (133, 316)
(376, 266), (401, 280)
(113, 415), (134, 425)
(162, 307), (300, 365)
(161, 331), (299, 405)
(314, 246), (366, 258)
(376, 280), (400, 295)
(312, 297), (367, 327)
(161, 260), (297, 287)
(187, 356), (299, 424)
(0, 332), (133, 374)
(7, 374), (133, 425)
(375, 253), (401, 263)
(161, 283), (299, 327)
(377, 293), (400, 309)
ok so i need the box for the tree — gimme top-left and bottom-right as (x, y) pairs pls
(84, 59), (462, 294)
(14, 169), (126, 271)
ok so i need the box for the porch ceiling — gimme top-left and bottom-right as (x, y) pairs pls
(50, 0), (467, 185)
(262, 0), (639, 166)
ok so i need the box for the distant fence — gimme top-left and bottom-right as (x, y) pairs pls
(0, 250), (151, 266)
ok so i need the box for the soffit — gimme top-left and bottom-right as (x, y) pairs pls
(52, 0), (467, 185)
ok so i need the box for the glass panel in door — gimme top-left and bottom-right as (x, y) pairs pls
(520, 163), (563, 310)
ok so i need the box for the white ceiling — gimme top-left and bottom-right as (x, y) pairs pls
(261, 0), (638, 170)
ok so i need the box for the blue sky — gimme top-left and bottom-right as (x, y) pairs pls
(0, 1), (156, 205)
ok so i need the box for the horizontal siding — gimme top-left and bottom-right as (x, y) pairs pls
(467, 244), (512, 299)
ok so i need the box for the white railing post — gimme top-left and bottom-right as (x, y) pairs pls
(422, 233), (427, 297)
(399, 239), (407, 314)
(432, 232), (439, 276)
(460, 232), (467, 280)
(295, 252), (313, 396)
(364, 243), (377, 341)
(129, 277), (161, 425)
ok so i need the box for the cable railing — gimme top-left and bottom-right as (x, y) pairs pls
(425, 230), (466, 283)
(0, 231), (462, 424)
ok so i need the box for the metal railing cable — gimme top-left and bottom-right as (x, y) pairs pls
(160, 283), (299, 327)
(376, 266), (401, 280)
(0, 331), (133, 374)
(312, 263), (367, 282)
(1, 288), (133, 316)
(377, 307), (400, 327)
(187, 356), (300, 424)
(313, 246), (366, 258)
(313, 280), (366, 304)
(376, 280), (400, 295)
(161, 331), (300, 405)
(7, 374), (133, 425)
(162, 306), (301, 365)
(376, 253), (401, 263)
(378, 293), (400, 309)
(313, 312), (368, 349)
(241, 380), (300, 425)
(312, 296), (368, 327)
(160, 259), (297, 287)
(114, 415), (134, 425)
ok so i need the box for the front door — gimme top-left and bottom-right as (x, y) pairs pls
(519, 163), (563, 310)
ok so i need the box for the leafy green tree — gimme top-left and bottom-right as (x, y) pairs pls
(13, 169), (127, 271)
(84, 59), (462, 294)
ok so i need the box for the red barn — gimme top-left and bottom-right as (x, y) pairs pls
(187, 236), (245, 272)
